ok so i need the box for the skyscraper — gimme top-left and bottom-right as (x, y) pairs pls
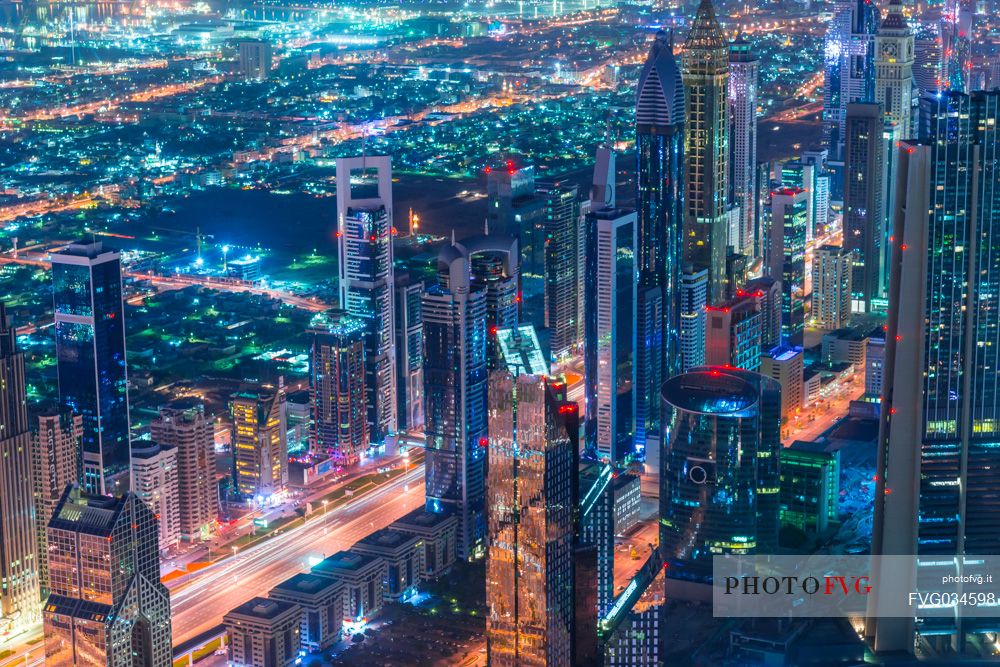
(874, 0), (914, 136)
(913, 24), (943, 97)
(423, 242), (488, 559)
(869, 91), (1000, 654)
(875, 0), (914, 307)
(486, 353), (578, 666)
(394, 273), (425, 432)
(231, 388), (288, 501)
(728, 38), (759, 259)
(584, 205), (637, 463)
(823, 0), (880, 157)
(51, 240), (130, 496)
(0, 303), (40, 636)
(660, 367), (781, 588)
(769, 188), (808, 345)
(537, 181), (583, 361)
(636, 29), (684, 448)
(336, 156), (397, 445)
(310, 310), (369, 465)
(31, 411), (80, 596)
(682, 0), (730, 305)
(812, 244), (853, 330)
(43, 486), (172, 666)
(843, 102), (886, 313)
(149, 400), (218, 543)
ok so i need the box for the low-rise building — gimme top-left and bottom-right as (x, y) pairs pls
(390, 507), (458, 579)
(311, 550), (385, 624)
(269, 573), (344, 652)
(779, 441), (840, 537)
(612, 472), (642, 536)
(351, 528), (424, 601)
(224, 597), (301, 667)
(761, 346), (804, 419)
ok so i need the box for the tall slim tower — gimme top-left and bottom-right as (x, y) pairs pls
(728, 38), (759, 260)
(584, 205), (637, 463)
(823, 0), (880, 157)
(423, 242), (488, 559)
(537, 181), (582, 361)
(51, 240), (130, 496)
(310, 311), (369, 465)
(636, 30), (684, 449)
(0, 304), (40, 636)
(869, 91), (1000, 654)
(681, 0), (730, 305)
(843, 102), (886, 313)
(486, 359), (577, 666)
(43, 486), (172, 665)
(336, 156), (397, 445)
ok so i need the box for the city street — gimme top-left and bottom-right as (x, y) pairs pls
(168, 464), (426, 645)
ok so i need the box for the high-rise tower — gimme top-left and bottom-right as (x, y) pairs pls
(0, 304), (40, 636)
(875, 0), (915, 135)
(843, 102), (886, 313)
(336, 156), (397, 445)
(486, 357), (577, 666)
(310, 311), (369, 465)
(728, 38), (759, 260)
(51, 240), (130, 496)
(681, 0), (730, 305)
(423, 242), (488, 559)
(149, 399), (218, 542)
(660, 367), (781, 588)
(868, 91), (1000, 654)
(636, 30), (684, 450)
(823, 0), (880, 157)
(43, 486), (172, 665)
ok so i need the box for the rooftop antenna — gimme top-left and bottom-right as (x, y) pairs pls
(484, 218), (490, 236)
(451, 229), (457, 246)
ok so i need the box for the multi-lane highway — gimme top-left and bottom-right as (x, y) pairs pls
(0, 464), (426, 664)
(168, 464), (426, 645)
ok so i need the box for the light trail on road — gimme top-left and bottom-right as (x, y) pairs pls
(168, 465), (426, 645)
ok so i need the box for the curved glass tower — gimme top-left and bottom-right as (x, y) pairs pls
(659, 367), (780, 585)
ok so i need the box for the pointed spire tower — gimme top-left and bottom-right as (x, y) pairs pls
(681, 0), (730, 306)
(635, 28), (685, 447)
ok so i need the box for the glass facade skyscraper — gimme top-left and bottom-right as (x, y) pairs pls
(43, 486), (172, 666)
(636, 30), (684, 449)
(51, 240), (130, 496)
(870, 91), (1000, 654)
(660, 367), (781, 586)
(423, 242), (488, 560)
(843, 102), (886, 313)
(681, 0), (730, 306)
(336, 155), (397, 446)
(486, 368), (577, 667)
(823, 0), (880, 158)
